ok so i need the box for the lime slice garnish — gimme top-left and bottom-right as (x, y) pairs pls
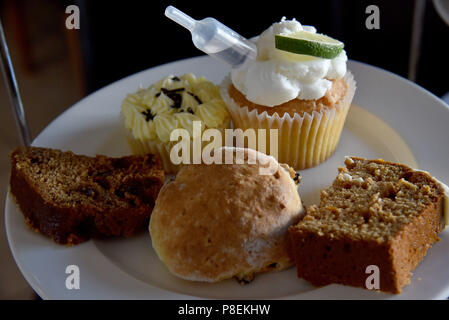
(275, 31), (344, 59)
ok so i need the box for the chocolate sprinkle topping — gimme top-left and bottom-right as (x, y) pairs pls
(187, 91), (203, 105)
(162, 88), (185, 94)
(155, 87), (185, 109)
(141, 109), (155, 121)
(153, 85), (203, 112)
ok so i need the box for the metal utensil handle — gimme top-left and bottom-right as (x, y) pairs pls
(0, 18), (31, 146)
(408, 0), (426, 82)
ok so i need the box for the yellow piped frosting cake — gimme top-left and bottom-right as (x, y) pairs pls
(121, 73), (231, 173)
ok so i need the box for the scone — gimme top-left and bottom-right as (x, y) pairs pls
(121, 73), (231, 173)
(150, 147), (305, 283)
(288, 157), (448, 293)
(220, 18), (355, 170)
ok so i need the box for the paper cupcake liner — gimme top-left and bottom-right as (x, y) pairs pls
(125, 133), (181, 173)
(220, 71), (356, 170)
(123, 121), (230, 174)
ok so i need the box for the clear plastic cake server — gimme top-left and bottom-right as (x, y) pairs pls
(165, 5), (257, 68)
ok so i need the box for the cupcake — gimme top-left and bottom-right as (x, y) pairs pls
(121, 73), (231, 173)
(220, 18), (356, 170)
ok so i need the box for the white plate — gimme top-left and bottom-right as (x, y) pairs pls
(5, 57), (449, 299)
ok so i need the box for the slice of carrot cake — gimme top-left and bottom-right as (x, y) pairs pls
(289, 156), (448, 293)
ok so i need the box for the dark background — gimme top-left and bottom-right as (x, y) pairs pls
(74, 0), (449, 97)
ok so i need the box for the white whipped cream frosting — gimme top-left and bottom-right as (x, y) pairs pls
(437, 179), (449, 227)
(414, 169), (449, 227)
(231, 18), (348, 106)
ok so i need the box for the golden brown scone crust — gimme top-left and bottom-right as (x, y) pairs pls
(150, 148), (304, 282)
